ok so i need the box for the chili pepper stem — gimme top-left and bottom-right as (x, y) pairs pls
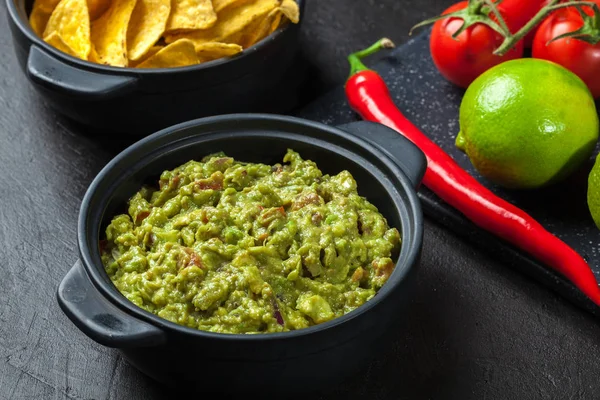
(347, 38), (395, 77)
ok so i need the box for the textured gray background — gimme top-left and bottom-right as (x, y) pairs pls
(2, 0), (600, 399)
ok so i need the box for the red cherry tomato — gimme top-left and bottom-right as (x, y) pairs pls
(430, 1), (524, 88)
(497, 0), (552, 35)
(520, 0), (554, 48)
(532, 3), (600, 98)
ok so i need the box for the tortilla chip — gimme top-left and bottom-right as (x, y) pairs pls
(211, 0), (246, 12)
(43, 31), (77, 56)
(29, 0), (62, 36)
(42, 0), (91, 59)
(88, 0), (112, 20)
(165, 0), (278, 46)
(90, 0), (137, 66)
(165, 0), (216, 32)
(195, 42), (242, 61)
(88, 43), (99, 62)
(278, 0), (299, 24)
(136, 38), (199, 68)
(33, 0), (61, 13)
(29, 10), (51, 37)
(220, 12), (258, 46)
(127, 0), (170, 60)
(237, 5), (280, 48)
(240, 0), (299, 47)
(129, 45), (163, 66)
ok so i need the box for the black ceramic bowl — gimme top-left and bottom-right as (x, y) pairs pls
(57, 114), (426, 395)
(6, 0), (306, 134)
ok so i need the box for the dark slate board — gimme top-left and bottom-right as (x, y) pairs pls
(295, 30), (600, 317)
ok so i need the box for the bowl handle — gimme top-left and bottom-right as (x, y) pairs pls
(57, 260), (167, 348)
(337, 121), (427, 189)
(26, 45), (138, 99)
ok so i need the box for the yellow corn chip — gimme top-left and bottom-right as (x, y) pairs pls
(196, 42), (242, 61)
(42, 0), (91, 59)
(238, 0), (299, 48)
(129, 45), (163, 66)
(90, 0), (137, 66)
(33, 0), (61, 13)
(165, 0), (278, 46)
(29, 0), (61, 36)
(211, 0), (246, 12)
(220, 11), (260, 46)
(237, 5), (280, 48)
(43, 31), (77, 56)
(29, 10), (51, 37)
(278, 0), (299, 24)
(127, 0), (170, 60)
(165, 0), (216, 33)
(88, 43), (100, 62)
(136, 39), (199, 68)
(88, 0), (112, 20)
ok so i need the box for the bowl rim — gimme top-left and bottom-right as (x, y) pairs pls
(7, 0), (304, 75)
(77, 114), (423, 342)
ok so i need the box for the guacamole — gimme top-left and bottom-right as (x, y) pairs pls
(101, 150), (401, 334)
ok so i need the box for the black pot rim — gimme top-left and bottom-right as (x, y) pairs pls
(6, 0), (304, 75)
(77, 114), (423, 342)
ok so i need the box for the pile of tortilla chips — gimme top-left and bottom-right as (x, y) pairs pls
(29, 0), (300, 68)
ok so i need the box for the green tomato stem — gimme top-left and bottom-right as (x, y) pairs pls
(409, 0), (508, 39)
(467, 0), (486, 14)
(483, 0), (511, 37)
(494, 0), (599, 55)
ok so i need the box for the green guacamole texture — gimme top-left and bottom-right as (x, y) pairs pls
(101, 150), (401, 334)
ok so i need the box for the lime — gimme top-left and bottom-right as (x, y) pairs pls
(456, 58), (599, 189)
(588, 155), (600, 229)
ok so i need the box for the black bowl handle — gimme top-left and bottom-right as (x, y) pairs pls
(27, 45), (138, 99)
(337, 121), (427, 189)
(57, 260), (167, 348)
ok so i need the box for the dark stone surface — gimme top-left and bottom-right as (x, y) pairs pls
(2, 1), (600, 400)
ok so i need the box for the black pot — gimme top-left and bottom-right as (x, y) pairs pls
(6, 0), (306, 134)
(57, 114), (426, 395)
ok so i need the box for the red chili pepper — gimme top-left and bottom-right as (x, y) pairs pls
(345, 38), (600, 306)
